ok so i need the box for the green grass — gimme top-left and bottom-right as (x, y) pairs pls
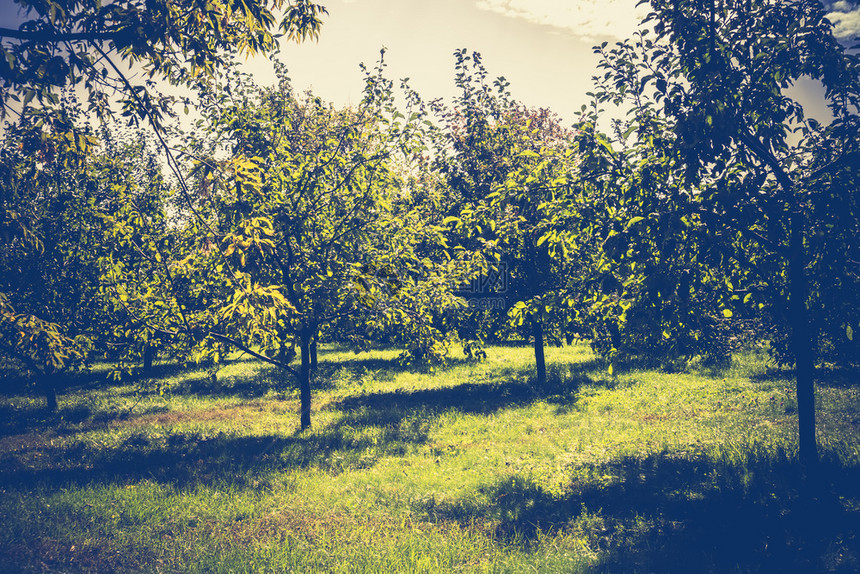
(1, 343), (858, 572)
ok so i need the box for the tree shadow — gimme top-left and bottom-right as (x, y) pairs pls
(330, 362), (597, 428)
(0, 407), (433, 490)
(749, 364), (860, 389)
(0, 402), (97, 438)
(0, 361), (282, 438)
(164, 363), (294, 399)
(416, 452), (860, 572)
(157, 353), (483, 400)
(317, 352), (477, 376)
(815, 365), (860, 389)
(0, 361), (598, 491)
(334, 381), (537, 426)
(750, 367), (796, 383)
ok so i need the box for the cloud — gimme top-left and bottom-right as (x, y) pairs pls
(825, 1), (860, 39)
(475, 0), (647, 41)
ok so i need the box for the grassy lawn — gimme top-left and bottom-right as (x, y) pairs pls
(1, 343), (858, 573)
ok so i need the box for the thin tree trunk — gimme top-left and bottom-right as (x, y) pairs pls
(533, 314), (546, 387)
(525, 237), (547, 388)
(299, 330), (312, 431)
(789, 210), (817, 467)
(40, 374), (57, 412)
(143, 343), (154, 373)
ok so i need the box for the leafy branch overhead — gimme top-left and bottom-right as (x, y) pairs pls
(0, 0), (327, 125)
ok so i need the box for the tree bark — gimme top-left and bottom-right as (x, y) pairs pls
(533, 314), (546, 387)
(40, 374), (57, 412)
(299, 329), (312, 431)
(143, 343), (154, 373)
(789, 210), (817, 467)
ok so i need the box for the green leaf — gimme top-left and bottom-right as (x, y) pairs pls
(722, 309), (733, 318)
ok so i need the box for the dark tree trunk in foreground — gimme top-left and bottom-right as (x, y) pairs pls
(533, 315), (546, 387)
(299, 329), (313, 431)
(789, 210), (817, 467)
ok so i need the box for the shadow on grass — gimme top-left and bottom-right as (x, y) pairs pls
(0, 361), (598, 491)
(749, 365), (860, 390)
(165, 351), (603, 409)
(0, 410), (431, 490)
(0, 362), (260, 438)
(417, 452), (860, 573)
(151, 352), (487, 400)
(165, 363), (295, 399)
(0, 351), (606, 458)
(330, 361), (600, 428)
(334, 380), (538, 422)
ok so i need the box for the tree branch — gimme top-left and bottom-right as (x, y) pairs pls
(0, 27), (120, 43)
(208, 332), (299, 378)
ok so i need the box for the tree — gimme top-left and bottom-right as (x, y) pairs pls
(0, 97), (168, 409)
(433, 51), (584, 386)
(0, 0), (328, 406)
(106, 60), (478, 430)
(587, 0), (860, 466)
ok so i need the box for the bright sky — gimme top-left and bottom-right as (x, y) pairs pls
(246, 0), (651, 125)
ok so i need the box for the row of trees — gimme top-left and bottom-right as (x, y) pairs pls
(1, 0), (858, 466)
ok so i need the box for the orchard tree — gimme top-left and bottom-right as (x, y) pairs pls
(434, 51), (584, 386)
(0, 99), (168, 409)
(0, 0), (328, 406)
(107, 60), (480, 430)
(0, 108), (95, 409)
(588, 0), (860, 466)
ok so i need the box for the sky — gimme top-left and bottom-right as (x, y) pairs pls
(247, 0), (654, 125)
(2, 0), (860, 125)
(248, 0), (860, 125)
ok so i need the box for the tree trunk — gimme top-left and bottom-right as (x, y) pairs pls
(143, 343), (154, 373)
(789, 210), (817, 467)
(299, 330), (312, 431)
(533, 314), (546, 387)
(40, 374), (57, 412)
